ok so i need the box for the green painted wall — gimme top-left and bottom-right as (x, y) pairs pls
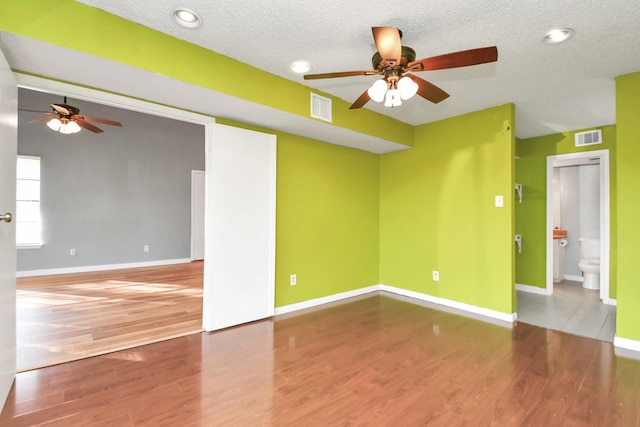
(514, 126), (617, 299)
(217, 119), (380, 307)
(0, 0), (413, 147)
(380, 104), (515, 315)
(616, 71), (640, 341)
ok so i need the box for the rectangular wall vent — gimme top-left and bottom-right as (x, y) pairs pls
(575, 129), (602, 147)
(310, 93), (332, 122)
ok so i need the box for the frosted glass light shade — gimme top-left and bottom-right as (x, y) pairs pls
(367, 80), (388, 103)
(59, 121), (81, 134)
(48, 118), (81, 134)
(398, 76), (419, 100)
(384, 89), (402, 107)
(46, 118), (61, 131)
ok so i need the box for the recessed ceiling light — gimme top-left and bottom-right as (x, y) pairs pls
(543, 28), (574, 44)
(171, 8), (202, 29)
(291, 61), (312, 74)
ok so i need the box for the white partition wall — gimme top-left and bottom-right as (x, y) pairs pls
(203, 124), (276, 331)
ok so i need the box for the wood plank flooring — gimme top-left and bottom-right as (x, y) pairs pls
(3, 293), (640, 426)
(16, 262), (203, 372)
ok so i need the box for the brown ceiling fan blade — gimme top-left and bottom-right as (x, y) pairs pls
(79, 115), (122, 127)
(19, 108), (54, 114)
(51, 104), (71, 115)
(349, 90), (371, 110)
(372, 27), (402, 66)
(75, 119), (103, 133)
(28, 117), (55, 124)
(410, 46), (498, 72)
(304, 70), (378, 80)
(407, 74), (450, 104)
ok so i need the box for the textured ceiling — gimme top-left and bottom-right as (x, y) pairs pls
(24, 1), (640, 138)
(72, 0), (640, 138)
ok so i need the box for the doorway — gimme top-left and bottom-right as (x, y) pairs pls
(15, 82), (210, 371)
(545, 150), (611, 303)
(13, 74), (276, 370)
(517, 149), (615, 341)
(515, 149), (617, 341)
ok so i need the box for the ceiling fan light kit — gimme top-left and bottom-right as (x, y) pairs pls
(46, 117), (81, 134)
(304, 27), (498, 110)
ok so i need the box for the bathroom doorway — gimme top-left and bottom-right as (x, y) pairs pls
(516, 148), (615, 341)
(545, 149), (612, 304)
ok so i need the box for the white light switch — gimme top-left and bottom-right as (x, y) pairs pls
(495, 195), (504, 207)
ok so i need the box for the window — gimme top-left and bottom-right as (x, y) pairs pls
(16, 156), (42, 248)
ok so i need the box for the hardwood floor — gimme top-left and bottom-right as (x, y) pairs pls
(16, 262), (203, 372)
(3, 293), (639, 426)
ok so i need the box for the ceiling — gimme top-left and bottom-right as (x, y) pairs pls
(70, 0), (640, 139)
(4, 1), (640, 147)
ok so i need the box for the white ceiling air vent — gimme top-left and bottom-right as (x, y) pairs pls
(575, 129), (602, 147)
(310, 93), (332, 122)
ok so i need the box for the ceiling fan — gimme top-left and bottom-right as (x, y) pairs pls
(19, 96), (123, 134)
(304, 27), (498, 109)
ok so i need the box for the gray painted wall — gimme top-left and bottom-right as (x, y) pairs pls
(17, 88), (205, 272)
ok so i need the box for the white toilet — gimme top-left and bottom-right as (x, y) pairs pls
(578, 237), (600, 290)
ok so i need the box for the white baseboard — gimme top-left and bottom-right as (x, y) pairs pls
(275, 285), (515, 327)
(564, 274), (583, 282)
(274, 285), (379, 316)
(17, 258), (192, 278)
(614, 336), (640, 359)
(380, 285), (516, 325)
(516, 283), (552, 295)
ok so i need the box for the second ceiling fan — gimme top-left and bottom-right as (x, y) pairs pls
(304, 27), (498, 109)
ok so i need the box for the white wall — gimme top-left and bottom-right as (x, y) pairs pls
(559, 164), (600, 277)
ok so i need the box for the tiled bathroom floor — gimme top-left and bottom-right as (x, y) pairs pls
(517, 280), (617, 342)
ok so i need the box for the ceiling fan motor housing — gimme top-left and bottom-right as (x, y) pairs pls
(372, 46), (416, 71)
(51, 103), (80, 116)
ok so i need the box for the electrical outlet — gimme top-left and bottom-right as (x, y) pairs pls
(495, 195), (504, 207)
(69, 248), (76, 256)
(144, 245), (149, 253)
(290, 274), (297, 286)
(432, 271), (440, 281)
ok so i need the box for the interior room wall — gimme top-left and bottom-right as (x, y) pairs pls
(216, 119), (381, 309)
(616, 71), (640, 342)
(17, 88), (205, 272)
(379, 103), (516, 315)
(515, 125), (617, 297)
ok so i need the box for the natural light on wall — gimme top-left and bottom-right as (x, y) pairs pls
(16, 156), (42, 248)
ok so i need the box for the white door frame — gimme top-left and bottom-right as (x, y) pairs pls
(545, 149), (612, 304)
(0, 46), (18, 411)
